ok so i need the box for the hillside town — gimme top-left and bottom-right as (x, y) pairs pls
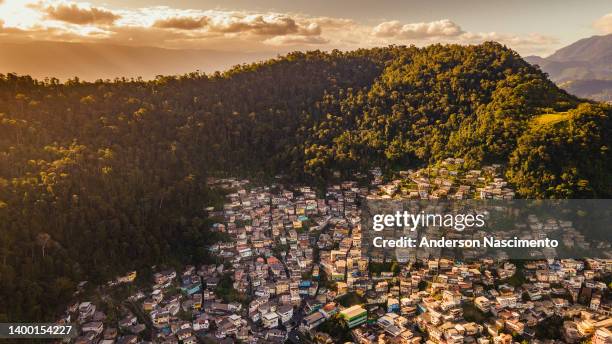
(62, 160), (612, 344)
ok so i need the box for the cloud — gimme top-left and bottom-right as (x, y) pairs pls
(593, 13), (612, 34)
(373, 19), (463, 39)
(43, 3), (120, 25)
(264, 34), (329, 46)
(460, 32), (558, 46)
(368, 18), (558, 55)
(0, 0), (562, 55)
(150, 12), (324, 39)
(310, 17), (355, 29)
(153, 16), (208, 30)
(205, 13), (320, 36)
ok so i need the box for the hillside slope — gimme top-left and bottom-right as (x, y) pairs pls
(0, 43), (609, 321)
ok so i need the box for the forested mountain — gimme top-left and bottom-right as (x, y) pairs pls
(0, 43), (610, 321)
(524, 34), (612, 101)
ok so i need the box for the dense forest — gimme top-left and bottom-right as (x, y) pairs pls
(0, 42), (610, 321)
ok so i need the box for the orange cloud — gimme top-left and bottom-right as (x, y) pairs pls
(153, 16), (208, 30)
(0, 0), (563, 56)
(264, 34), (328, 46)
(215, 15), (296, 35)
(44, 3), (119, 25)
(373, 19), (463, 39)
(150, 12), (322, 38)
(593, 13), (612, 34)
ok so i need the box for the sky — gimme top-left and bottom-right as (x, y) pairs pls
(0, 0), (611, 57)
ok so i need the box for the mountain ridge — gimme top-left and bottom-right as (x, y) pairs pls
(547, 34), (612, 62)
(524, 34), (612, 101)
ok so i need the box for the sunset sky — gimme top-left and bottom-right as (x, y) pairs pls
(0, 0), (611, 57)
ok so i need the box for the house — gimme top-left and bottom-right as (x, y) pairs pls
(193, 316), (210, 331)
(492, 333), (512, 344)
(180, 282), (202, 296)
(192, 294), (202, 310)
(176, 328), (193, 341)
(321, 302), (338, 317)
(495, 295), (517, 308)
(117, 271), (137, 284)
(152, 289), (163, 303)
(340, 305), (367, 328)
(74, 336), (93, 344)
(303, 311), (326, 330)
(262, 312), (279, 328)
(236, 327), (250, 341)
(82, 321), (103, 335)
(305, 299), (323, 314)
(387, 298), (400, 313)
(475, 296), (491, 312)
(143, 298), (156, 311)
(183, 336), (197, 344)
(128, 324), (146, 335)
(250, 309), (261, 323)
(266, 329), (288, 343)
(594, 328), (612, 344)
(151, 310), (170, 327)
(205, 277), (220, 289)
(505, 319), (524, 334)
(216, 317), (238, 337)
(78, 302), (96, 322)
(154, 273), (169, 285)
(103, 328), (117, 340)
(118, 315), (137, 329)
(92, 311), (107, 322)
(276, 304), (293, 324)
(228, 302), (242, 312)
(116, 335), (138, 344)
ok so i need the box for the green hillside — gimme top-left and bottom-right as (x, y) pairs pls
(532, 112), (570, 126)
(0, 43), (610, 321)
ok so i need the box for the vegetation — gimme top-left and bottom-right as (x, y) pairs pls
(508, 103), (610, 198)
(336, 292), (366, 307)
(534, 315), (564, 340)
(498, 262), (526, 288)
(0, 43), (610, 321)
(531, 112), (569, 126)
(318, 314), (353, 343)
(462, 302), (488, 323)
(368, 261), (400, 275)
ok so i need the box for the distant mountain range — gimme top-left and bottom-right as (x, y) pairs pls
(1, 36), (611, 101)
(525, 34), (612, 102)
(0, 41), (275, 81)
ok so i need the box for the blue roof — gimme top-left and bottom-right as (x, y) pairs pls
(299, 280), (312, 287)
